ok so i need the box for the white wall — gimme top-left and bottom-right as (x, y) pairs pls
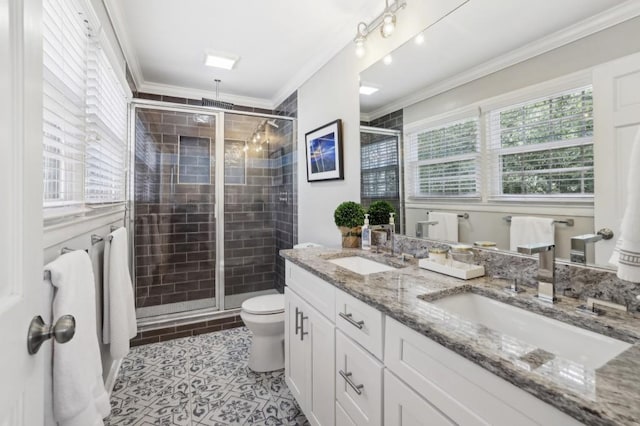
(297, 47), (361, 247)
(296, 1), (442, 246)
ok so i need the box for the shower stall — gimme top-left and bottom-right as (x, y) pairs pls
(129, 100), (296, 321)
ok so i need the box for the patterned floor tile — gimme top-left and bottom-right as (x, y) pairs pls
(105, 327), (308, 426)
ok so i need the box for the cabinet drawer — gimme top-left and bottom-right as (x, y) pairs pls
(384, 370), (454, 426)
(336, 401), (357, 426)
(384, 317), (582, 426)
(335, 289), (384, 359)
(286, 261), (335, 320)
(336, 331), (383, 426)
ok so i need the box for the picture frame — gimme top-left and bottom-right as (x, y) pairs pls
(305, 119), (344, 182)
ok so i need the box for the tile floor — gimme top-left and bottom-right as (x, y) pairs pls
(106, 327), (309, 425)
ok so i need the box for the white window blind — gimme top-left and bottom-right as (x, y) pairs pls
(86, 44), (128, 203)
(43, 0), (129, 217)
(405, 117), (480, 198)
(361, 138), (398, 198)
(42, 0), (88, 207)
(487, 86), (593, 200)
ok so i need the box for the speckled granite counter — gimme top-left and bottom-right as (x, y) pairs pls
(280, 247), (640, 426)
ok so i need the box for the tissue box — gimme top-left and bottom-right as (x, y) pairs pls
(418, 258), (485, 280)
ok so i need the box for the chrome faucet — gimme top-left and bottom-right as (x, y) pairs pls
(517, 243), (556, 304)
(570, 234), (603, 264)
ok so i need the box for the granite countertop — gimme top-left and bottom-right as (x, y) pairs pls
(280, 247), (640, 426)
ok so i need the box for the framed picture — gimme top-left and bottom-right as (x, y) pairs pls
(305, 119), (344, 182)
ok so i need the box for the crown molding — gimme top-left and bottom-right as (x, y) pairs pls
(138, 81), (275, 110)
(363, 0), (640, 122)
(103, 0), (144, 91)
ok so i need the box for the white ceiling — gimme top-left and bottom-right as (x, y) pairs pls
(106, 0), (385, 108)
(359, 0), (635, 117)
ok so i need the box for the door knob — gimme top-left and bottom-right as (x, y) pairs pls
(27, 314), (76, 355)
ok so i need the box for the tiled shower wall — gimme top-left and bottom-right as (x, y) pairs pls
(274, 92), (298, 293)
(134, 109), (217, 310)
(133, 92), (298, 312)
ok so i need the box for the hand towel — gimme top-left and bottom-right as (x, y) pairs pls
(509, 216), (555, 251)
(103, 227), (137, 359)
(89, 241), (105, 342)
(609, 128), (640, 282)
(428, 212), (459, 242)
(46, 250), (111, 426)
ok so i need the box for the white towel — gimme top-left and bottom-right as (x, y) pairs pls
(428, 212), (459, 242)
(46, 251), (111, 426)
(103, 227), (137, 359)
(509, 216), (555, 251)
(610, 128), (640, 282)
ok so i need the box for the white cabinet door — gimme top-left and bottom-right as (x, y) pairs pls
(336, 401), (357, 426)
(284, 288), (310, 410)
(594, 51), (640, 263)
(0, 0), (45, 425)
(307, 307), (335, 426)
(335, 330), (383, 426)
(384, 370), (455, 426)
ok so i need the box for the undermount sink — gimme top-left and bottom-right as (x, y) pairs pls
(431, 292), (631, 369)
(328, 256), (396, 275)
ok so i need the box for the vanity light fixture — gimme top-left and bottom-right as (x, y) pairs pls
(359, 85), (379, 95)
(354, 0), (406, 57)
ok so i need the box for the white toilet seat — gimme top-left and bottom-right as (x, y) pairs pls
(241, 294), (284, 315)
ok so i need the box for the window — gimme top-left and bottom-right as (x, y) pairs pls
(488, 86), (593, 200)
(361, 137), (398, 199)
(43, 0), (129, 217)
(405, 117), (480, 198)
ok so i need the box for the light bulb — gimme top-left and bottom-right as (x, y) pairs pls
(383, 54), (392, 65)
(415, 33), (425, 45)
(380, 13), (396, 38)
(355, 38), (366, 58)
(252, 136), (257, 143)
(257, 133), (261, 140)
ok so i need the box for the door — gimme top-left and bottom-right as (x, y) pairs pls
(0, 0), (45, 424)
(307, 306), (335, 426)
(284, 288), (309, 409)
(593, 52), (640, 264)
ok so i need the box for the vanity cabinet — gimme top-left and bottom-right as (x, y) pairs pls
(285, 260), (583, 426)
(284, 288), (335, 426)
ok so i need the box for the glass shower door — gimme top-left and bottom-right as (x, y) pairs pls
(132, 105), (220, 318)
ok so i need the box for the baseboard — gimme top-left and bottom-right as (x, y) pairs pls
(105, 358), (123, 395)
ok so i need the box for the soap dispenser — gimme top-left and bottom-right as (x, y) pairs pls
(362, 213), (371, 250)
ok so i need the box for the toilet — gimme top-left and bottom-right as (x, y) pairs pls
(241, 293), (285, 372)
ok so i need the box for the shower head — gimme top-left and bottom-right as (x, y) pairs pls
(266, 119), (279, 129)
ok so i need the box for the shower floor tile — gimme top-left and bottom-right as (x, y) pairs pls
(106, 327), (309, 426)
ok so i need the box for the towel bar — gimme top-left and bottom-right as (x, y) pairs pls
(110, 225), (120, 232)
(91, 234), (103, 245)
(503, 216), (574, 226)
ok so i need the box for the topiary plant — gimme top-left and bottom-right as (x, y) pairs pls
(367, 200), (396, 226)
(334, 201), (365, 229)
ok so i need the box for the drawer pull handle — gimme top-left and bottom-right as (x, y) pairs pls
(339, 312), (364, 329)
(300, 311), (309, 341)
(339, 370), (364, 395)
(295, 307), (301, 335)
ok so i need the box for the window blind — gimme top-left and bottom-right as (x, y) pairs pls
(487, 86), (593, 199)
(361, 138), (398, 198)
(405, 117), (480, 198)
(86, 44), (128, 203)
(42, 0), (88, 207)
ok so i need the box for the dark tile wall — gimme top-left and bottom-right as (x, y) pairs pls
(134, 108), (217, 308)
(274, 92), (298, 292)
(361, 108), (403, 131)
(133, 92), (298, 309)
(136, 91), (274, 115)
(131, 315), (245, 346)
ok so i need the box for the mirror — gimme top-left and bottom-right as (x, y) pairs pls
(359, 0), (639, 269)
